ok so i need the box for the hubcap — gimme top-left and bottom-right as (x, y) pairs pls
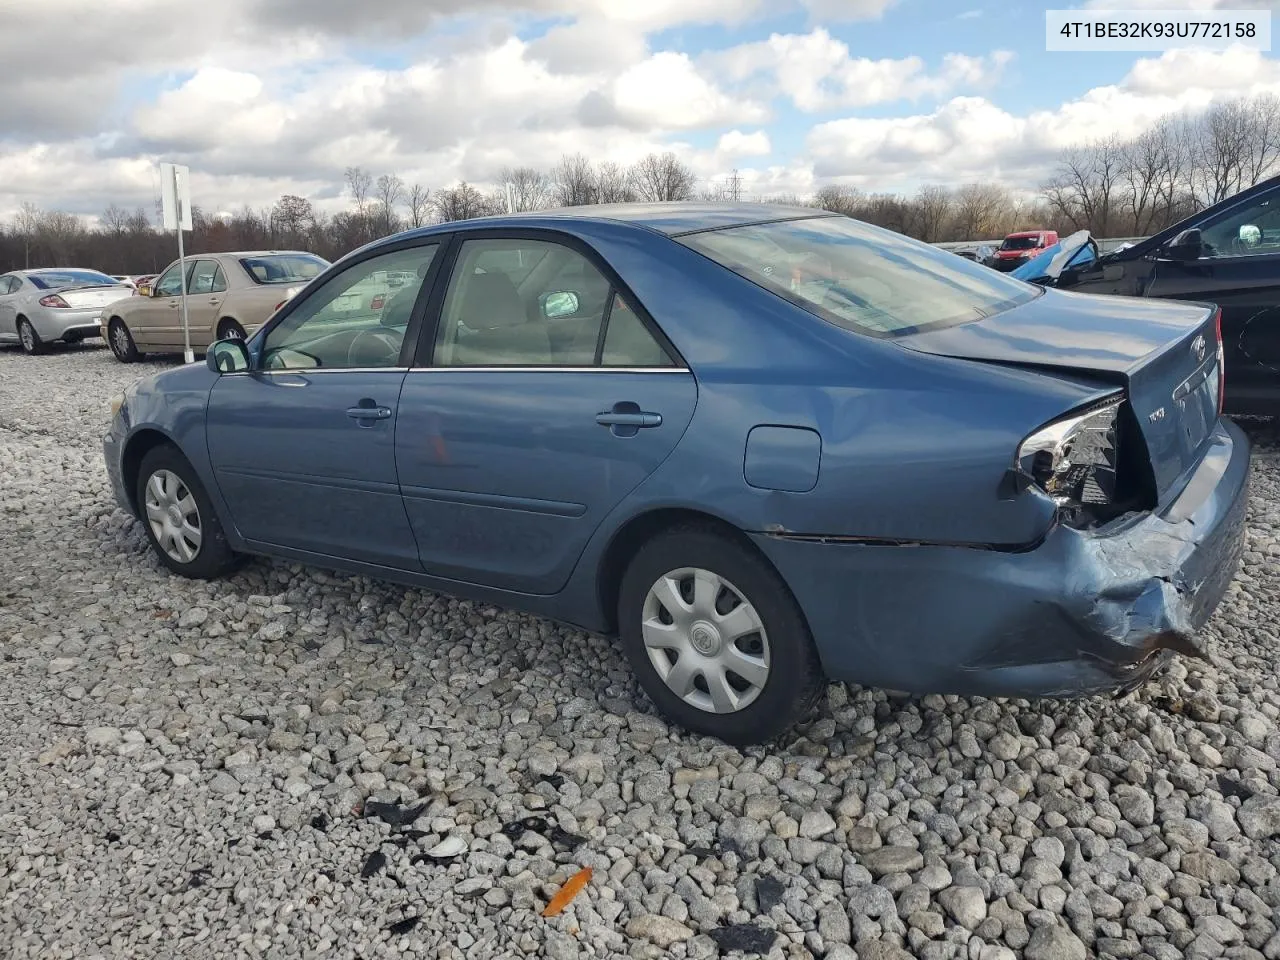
(20, 324), (33, 350)
(144, 469), (202, 563)
(112, 324), (129, 356)
(641, 567), (770, 715)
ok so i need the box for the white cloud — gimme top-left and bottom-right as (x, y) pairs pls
(1083, 0), (1274, 8)
(592, 52), (770, 129)
(957, 8), (982, 18)
(710, 29), (1011, 111)
(716, 130), (772, 157)
(806, 46), (1280, 190)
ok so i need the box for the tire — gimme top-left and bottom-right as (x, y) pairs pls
(17, 318), (45, 355)
(135, 445), (239, 580)
(617, 525), (825, 745)
(217, 319), (246, 341)
(108, 318), (141, 363)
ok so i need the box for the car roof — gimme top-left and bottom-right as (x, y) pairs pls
(393, 202), (836, 243)
(1006, 231), (1045, 238)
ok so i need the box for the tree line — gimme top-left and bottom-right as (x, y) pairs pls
(3, 93), (1278, 275)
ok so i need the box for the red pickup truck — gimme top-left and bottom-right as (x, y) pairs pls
(992, 230), (1058, 271)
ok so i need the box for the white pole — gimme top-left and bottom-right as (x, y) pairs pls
(174, 166), (194, 364)
(506, 183), (514, 214)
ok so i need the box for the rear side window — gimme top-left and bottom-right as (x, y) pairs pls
(679, 216), (1038, 338)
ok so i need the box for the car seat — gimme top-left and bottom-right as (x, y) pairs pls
(452, 273), (551, 365)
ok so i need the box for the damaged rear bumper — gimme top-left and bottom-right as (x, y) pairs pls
(751, 418), (1251, 699)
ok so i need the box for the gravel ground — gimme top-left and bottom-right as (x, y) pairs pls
(3, 341), (1280, 960)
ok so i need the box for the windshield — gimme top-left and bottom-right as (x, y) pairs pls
(999, 236), (1041, 251)
(28, 269), (120, 289)
(678, 215), (1039, 338)
(239, 254), (329, 285)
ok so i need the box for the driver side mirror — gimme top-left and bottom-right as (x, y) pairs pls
(207, 338), (250, 374)
(1164, 228), (1204, 261)
(541, 290), (580, 319)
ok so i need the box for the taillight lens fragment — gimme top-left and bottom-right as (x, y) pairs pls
(1213, 307), (1225, 415)
(1016, 395), (1124, 526)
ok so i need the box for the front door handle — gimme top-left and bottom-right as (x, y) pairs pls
(347, 402), (392, 421)
(596, 412), (662, 427)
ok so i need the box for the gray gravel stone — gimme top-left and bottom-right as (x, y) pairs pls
(3, 351), (1280, 960)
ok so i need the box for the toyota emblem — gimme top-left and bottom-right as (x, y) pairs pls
(1191, 333), (1206, 363)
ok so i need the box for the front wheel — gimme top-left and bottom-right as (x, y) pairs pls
(135, 445), (239, 579)
(216, 319), (246, 341)
(17, 318), (45, 355)
(617, 526), (824, 745)
(108, 319), (141, 363)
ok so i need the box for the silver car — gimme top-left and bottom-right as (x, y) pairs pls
(0, 268), (135, 354)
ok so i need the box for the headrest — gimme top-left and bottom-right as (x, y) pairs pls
(459, 272), (524, 330)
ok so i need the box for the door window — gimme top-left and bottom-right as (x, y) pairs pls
(260, 244), (438, 370)
(1199, 186), (1280, 258)
(153, 262), (191, 297)
(0, 277), (15, 294)
(431, 237), (672, 367)
(188, 260), (226, 294)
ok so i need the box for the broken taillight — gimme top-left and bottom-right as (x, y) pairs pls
(1015, 394), (1125, 527)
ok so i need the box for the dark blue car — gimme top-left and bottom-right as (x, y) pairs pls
(104, 203), (1250, 745)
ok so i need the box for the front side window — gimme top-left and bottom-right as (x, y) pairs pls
(240, 253), (329, 285)
(261, 244), (437, 370)
(153, 263), (190, 298)
(1198, 187), (1280, 258)
(680, 215), (1039, 338)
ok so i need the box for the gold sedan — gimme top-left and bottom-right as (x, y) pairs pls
(102, 250), (329, 362)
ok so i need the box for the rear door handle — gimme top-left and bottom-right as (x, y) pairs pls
(596, 412), (662, 427)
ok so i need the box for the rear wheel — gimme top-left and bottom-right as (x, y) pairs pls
(108, 318), (141, 363)
(135, 445), (239, 580)
(617, 526), (824, 745)
(17, 318), (45, 355)
(216, 319), (246, 341)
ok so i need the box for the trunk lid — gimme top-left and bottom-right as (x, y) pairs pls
(898, 288), (1221, 500)
(56, 284), (134, 308)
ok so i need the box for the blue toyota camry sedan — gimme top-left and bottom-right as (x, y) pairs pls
(104, 203), (1250, 745)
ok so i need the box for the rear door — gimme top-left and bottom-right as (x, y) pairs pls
(1145, 182), (1280, 414)
(134, 260), (191, 349)
(183, 259), (226, 348)
(205, 241), (443, 568)
(394, 231), (697, 595)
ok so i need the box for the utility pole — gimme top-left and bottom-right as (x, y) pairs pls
(727, 169), (742, 202)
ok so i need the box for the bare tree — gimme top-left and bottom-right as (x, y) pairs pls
(553, 154), (598, 206)
(272, 195), (315, 246)
(406, 183), (431, 228)
(1040, 138), (1124, 235)
(374, 174), (405, 235)
(433, 182), (496, 222)
(952, 183), (1011, 239)
(500, 167), (552, 212)
(344, 166), (373, 215)
(630, 152), (697, 202)
(100, 204), (129, 238)
(597, 162), (637, 203)
(911, 185), (952, 242)
(1191, 94), (1280, 205)
(812, 185), (861, 216)
(14, 202), (39, 269)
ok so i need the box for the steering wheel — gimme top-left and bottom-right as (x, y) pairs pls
(347, 329), (403, 367)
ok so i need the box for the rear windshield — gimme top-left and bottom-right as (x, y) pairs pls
(678, 215), (1038, 338)
(999, 236), (1041, 250)
(238, 254), (329, 285)
(28, 270), (119, 289)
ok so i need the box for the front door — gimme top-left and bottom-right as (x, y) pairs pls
(0, 276), (20, 340)
(1146, 183), (1280, 414)
(205, 242), (442, 569)
(132, 260), (190, 350)
(395, 233), (697, 595)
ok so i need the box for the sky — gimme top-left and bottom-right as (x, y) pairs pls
(1, 0), (1279, 222)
